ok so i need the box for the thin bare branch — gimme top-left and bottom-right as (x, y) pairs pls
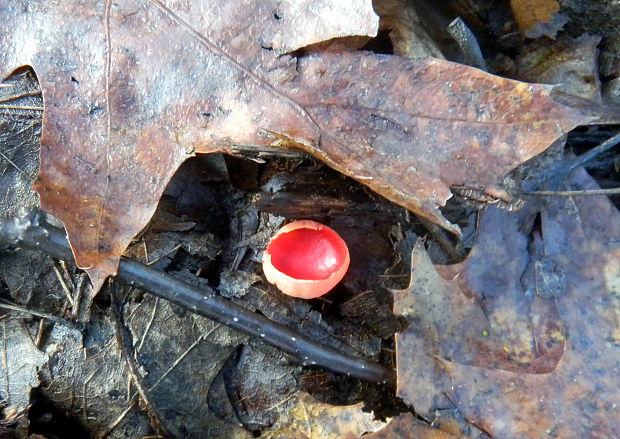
(52, 259), (75, 309)
(0, 300), (76, 328)
(34, 319), (46, 348)
(566, 131), (620, 172)
(2, 320), (8, 404)
(0, 150), (35, 182)
(137, 297), (158, 353)
(524, 188), (620, 196)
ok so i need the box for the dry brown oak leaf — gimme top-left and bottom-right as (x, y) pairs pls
(0, 0), (592, 292)
(394, 168), (620, 438)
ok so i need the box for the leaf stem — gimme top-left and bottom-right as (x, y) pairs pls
(523, 188), (620, 196)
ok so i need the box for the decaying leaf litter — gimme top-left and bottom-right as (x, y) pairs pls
(394, 168), (620, 437)
(0, 0), (603, 291)
(3, 2), (618, 437)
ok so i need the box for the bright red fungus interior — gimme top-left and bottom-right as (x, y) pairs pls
(268, 228), (346, 280)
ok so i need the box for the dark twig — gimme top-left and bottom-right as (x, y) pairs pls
(564, 131), (620, 173)
(447, 17), (487, 71)
(110, 285), (176, 438)
(0, 299), (76, 328)
(0, 150), (35, 182)
(526, 131), (620, 193)
(0, 210), (395, 383)
(418, 216), (466, 261)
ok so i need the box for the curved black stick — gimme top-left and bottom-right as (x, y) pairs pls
(0, 210), (395, 383)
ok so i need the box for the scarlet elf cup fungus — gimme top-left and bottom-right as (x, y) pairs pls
(262, 220), (350, 299)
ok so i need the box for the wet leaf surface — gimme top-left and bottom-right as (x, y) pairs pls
(0, 319), (48, 437)
(0, 69), (40, 219)
(394, 167), (620, 437)
(265, 396), (466, 439)
(37, 321), (151, 438)
(263, 391), (387, 439)
(0, 2), (618, 437)
(0, 0), (378, 292)
(124, 295), (250, 438)
(213, 342), (298, 431)
(32, 293), (250, 438)
(0, 0), (592, 292)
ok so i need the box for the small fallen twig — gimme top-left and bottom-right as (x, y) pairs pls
(0, 209), (395, 384)
(0, 149), (35, 182)
(417, 216), (466, 261)
(0, 299), (76, 328)
(2, 319), (8, 404)
(564, 131), (620, 173)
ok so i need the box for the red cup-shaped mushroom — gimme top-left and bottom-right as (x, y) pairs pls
(262, 220), (350, 299)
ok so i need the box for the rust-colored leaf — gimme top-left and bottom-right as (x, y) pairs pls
(0, 0), (378, 291)
(394, 168), (620, 437)
(0, 1), (591, 291)
(284, 54), (590, 233)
